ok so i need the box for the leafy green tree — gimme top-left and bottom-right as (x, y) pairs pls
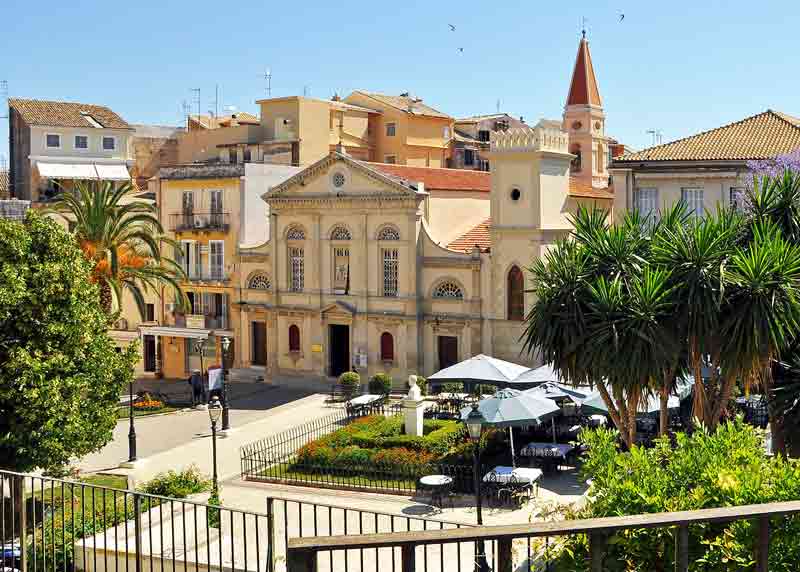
(0, 212), (137, 472)
(49, 180), (185, 318)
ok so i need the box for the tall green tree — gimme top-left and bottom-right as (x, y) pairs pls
(0, 212), (137, 472)
(49, 180), (185, 319)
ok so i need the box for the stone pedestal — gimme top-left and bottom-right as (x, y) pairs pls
(403, 375), (425, 437)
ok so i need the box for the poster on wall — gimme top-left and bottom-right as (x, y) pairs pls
(207, 366), (222, 391)
(358, 351), (367, 368)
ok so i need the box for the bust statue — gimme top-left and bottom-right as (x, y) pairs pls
(406, 375), (422, 401)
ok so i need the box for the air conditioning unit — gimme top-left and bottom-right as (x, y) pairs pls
(194, 217), (206, 229)
(166, 303), (175, 313)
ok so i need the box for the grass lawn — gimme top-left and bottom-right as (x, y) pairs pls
(117, 405), (178, 419)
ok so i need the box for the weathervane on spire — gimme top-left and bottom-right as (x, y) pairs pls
(581, 16), (588, 38)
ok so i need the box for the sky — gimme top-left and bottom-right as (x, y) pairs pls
(1, 0), (799, 164)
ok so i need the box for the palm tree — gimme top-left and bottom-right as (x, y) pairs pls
(49, 180), (186, 319)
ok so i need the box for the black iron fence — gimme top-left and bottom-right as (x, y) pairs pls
(239, 403), (483, 495)
(0, 470), (274, 572)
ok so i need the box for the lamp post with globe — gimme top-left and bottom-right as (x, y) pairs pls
(220, 336), (231, 430)
(466, 403), (490, 572)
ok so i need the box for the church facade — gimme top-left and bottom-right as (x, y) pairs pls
(229, 36), (614, 382)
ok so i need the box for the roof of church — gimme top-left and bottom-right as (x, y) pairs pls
(615, 110), (800, 163)
(447, 218), (491, 252)
(368, 163), (490, 192)
(566, 37), (602, 107)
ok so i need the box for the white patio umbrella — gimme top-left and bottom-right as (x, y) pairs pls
(580, 387), (680, 414)
(508, 363), (564, 388)
(526, 382), (589, 404)
(460, 388), (560, 467)
(429, 354), (531, 388)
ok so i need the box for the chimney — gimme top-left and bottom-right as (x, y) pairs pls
(331, 93), (341, 101)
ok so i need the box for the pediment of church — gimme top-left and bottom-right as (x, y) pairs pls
(320, 301), (356, 316)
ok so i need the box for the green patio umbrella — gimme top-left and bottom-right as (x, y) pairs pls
(460, 388), (560, 467)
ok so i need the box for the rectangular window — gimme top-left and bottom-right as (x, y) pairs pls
(384, 155), (397, 164)
(102, 136), (116, 151)
(243, 147), (252, 162)
(228, 148), (237, 164)
(443, 126), (450, 139)
(730, 187), (746, 211)
(634, 187), (658, 219)
(463, 149), (475, 166)
(46, 134), (61, 148)
(382, 248), (398, 297)
(681, 187), (704, 217)
(385, 122), (396, 137)
(289, 247), (304, 292)
(209, 240), (225, 280)
(478, 130), (490, 142)
(333, 247), (350, 294)
(74, 135), (88, 149)
(145, 303), (155, 322)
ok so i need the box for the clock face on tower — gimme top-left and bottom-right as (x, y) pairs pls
(571, 120), (582, 131)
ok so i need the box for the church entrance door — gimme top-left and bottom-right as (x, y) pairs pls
(329, 324), (350, 377)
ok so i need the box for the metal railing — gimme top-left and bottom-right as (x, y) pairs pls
(0, 470), (274, 572)
(286, 500), (800, 572)
(170, 212), (230, 233)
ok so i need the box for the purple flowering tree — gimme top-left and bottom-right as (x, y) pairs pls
(747, 149), (800, 178)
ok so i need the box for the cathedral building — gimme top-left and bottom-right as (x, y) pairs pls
(229, 35), (615, 382)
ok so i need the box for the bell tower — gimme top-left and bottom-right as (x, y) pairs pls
(563, 32), (608, 189)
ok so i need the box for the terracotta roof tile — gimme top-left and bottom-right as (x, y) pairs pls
(367, 162), (490, 192)
(0, 171), (8, 199)
(349, 91), (451, 119)
(569, 177), (613, 199)
(189, 112), (260, 129)
(616, 110), (800, 162)
(8, 98), (131, 129)
(447, 218), (491, 252)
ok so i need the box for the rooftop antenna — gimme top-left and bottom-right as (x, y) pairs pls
(303, 85), (310, 97)
(181, 100), (191, 127)
(263, 68), (272, 98)
(646, 129), (663, 146)
(191, 88), (201, 122)
(214, 84), (219, 118)
(0, 80), (8, 119)
(496, 99), (501, 113)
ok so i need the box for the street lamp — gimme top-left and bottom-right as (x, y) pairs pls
(208, 396), (222, 493)
(220, 336), (231, 430)
(128, 381), (137, 463)
(466, 403), (490, 572)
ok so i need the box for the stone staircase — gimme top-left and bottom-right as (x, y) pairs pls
(228, 367), (267, 383)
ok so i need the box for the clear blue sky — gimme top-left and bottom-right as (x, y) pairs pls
(2, 0), (798, 163)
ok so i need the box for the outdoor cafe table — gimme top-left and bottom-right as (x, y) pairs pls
(519, 442), (574, 459)
(482, 466), (542, 485)
(419, 475), (454, 507)
(346, 394), (383, 415)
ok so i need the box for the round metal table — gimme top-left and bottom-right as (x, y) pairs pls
(419, 475), (453, 508)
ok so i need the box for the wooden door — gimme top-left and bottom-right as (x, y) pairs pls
(437, 336), (458, 370)
(252, 322), (267, 366)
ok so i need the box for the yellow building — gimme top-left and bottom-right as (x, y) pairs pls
(229, 36), (613, 382)
(143, 164), (242, 379)
(342, 91), (454, 167)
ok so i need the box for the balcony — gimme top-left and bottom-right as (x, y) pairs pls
(172, 312), (229, 330)
(180, 269), (230, 283)
(170, 212), (230, 233)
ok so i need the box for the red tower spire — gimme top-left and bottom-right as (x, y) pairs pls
(566, 36), (602, 107)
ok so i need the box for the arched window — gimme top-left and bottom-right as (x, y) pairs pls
(569, 144), (582, 173)
(377, 226), (400, 241)
(507, 265), (524, 321)
(380, 332), (394, 362)
(432, 281), (464, 300)
(286, 226), (305, 240)
(330, 225), (352, 240)
(248, 272), (271, 290)
(289, 324), (300, 352)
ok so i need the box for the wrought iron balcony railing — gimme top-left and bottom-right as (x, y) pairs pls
(170, 212), (230, 232)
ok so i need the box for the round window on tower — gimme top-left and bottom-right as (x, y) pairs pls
(510, 188), (521, 201)
(571, 121), (582, 131)
(594, 121), (602, 131)
(332, 172), (346, 188)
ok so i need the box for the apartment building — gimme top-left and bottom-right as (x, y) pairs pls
(451, 113), (528, 171)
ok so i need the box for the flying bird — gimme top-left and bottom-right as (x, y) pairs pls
(448, 24), (456, 31)
(619, 13), (625, 21)
(458, 47), (464, 53)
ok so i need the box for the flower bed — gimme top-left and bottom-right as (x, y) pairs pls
(293, 414), (464, 475)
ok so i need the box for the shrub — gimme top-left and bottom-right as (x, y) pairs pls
(369, 373), (393, 395)
(338, 371), (360, 396)
(423, 423), (465, 456)
(334, 446), (373, 465)
(372, 447), (435, 469)
(138, 465), (212, 498)
(550, 420), (800, 571)
(442, 382), (463, 394)
(414, 375), (428, 396)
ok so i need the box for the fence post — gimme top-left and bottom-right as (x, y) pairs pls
(497, 538), (513, 572)
(267, 498), (276, 572)
(133, 494), (143, 572)
(588, 532), (606, 572)
(401, 544), (416, 572)
(676, 524), (689, 572)
(756, 516), (770, 572)
(15, 476), (27, 572)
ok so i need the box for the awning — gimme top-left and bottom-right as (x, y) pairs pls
(35, 161), (130, 181)
(138, 326), (210, 339)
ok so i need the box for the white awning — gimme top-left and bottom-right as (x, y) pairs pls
(35, 161), (130, 181)
(138, 326), (210, 339)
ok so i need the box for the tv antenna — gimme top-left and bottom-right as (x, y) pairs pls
(0, 80), (8, 119)
(496, 99), (501, 113)
(646, 129), (663, 146)
(262, 68), (272, 98)
(190, 88), (201, 121)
